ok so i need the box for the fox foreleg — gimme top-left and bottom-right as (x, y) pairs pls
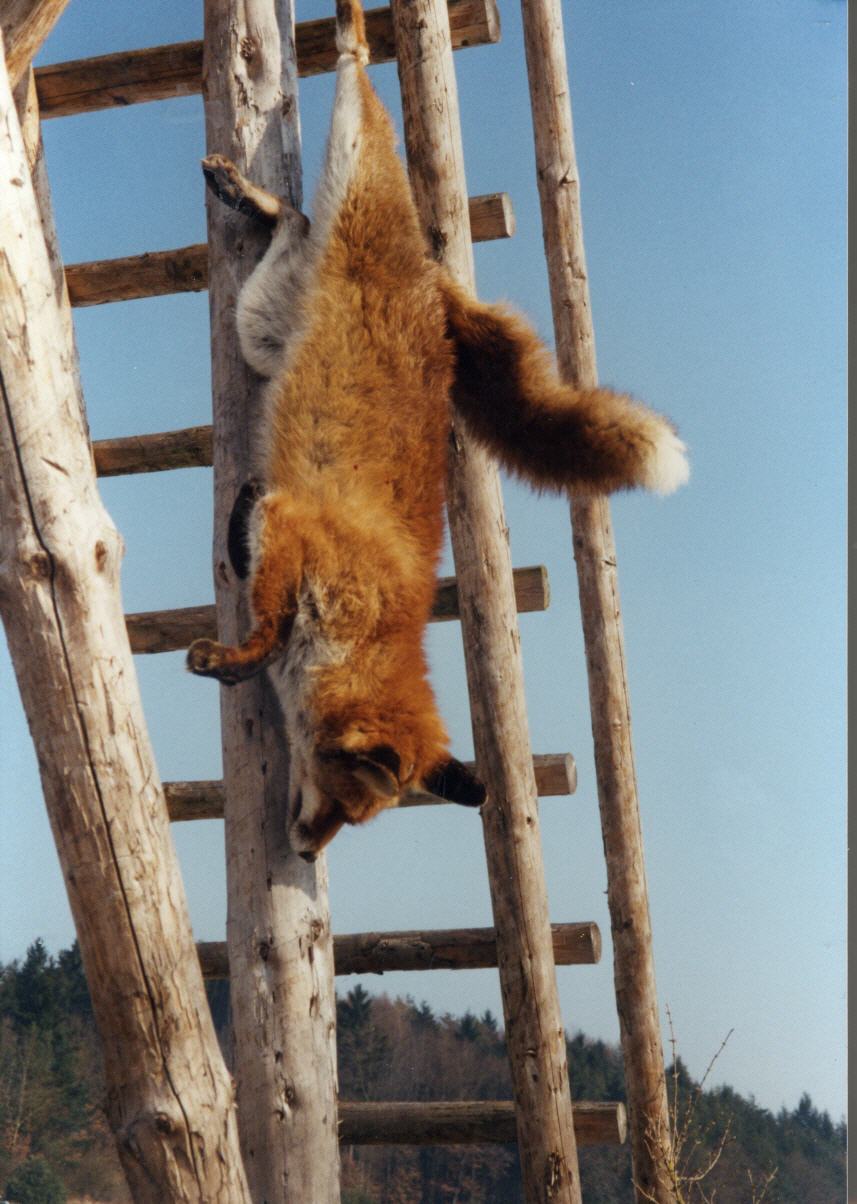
(202, 153), (310, 234)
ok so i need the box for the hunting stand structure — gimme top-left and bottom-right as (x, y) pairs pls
(0, 1), (677, 1200)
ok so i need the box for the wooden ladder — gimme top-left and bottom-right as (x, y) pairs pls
(0, 0), (673, 1200)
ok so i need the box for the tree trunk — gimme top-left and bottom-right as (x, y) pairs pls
(201, 3), (340, 1201)
(0, 40), (251, 1204)
(390, 2), (583, 1200)
(517, 0), (675, 1198)
(1, 0), (70, 87)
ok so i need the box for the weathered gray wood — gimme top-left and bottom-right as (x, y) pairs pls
(0, 40), (251, 1204)
(202, 3), (340, 1201)
(33, 0), (499, 117)
(390, 1), (583, 1200)
(67, 196), (512, 309)
(164, 753), (577, 820)
(339, 1100), (626, 1147)
(517, 0), (675, 1198)
(124, 565), (549, 652)
(1, 0), (70, 87)
(197, 921), (601, 979)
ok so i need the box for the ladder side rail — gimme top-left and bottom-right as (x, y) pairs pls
(389, 2), (583, 1201)
(201, 3), (340, 1201)
(517, 0), (675, 1199)
(0, 45), (251, 1204)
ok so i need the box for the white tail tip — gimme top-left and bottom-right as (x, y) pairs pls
(642, 425), (690, 496)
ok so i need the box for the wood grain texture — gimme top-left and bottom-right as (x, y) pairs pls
(339, 1100), (626, 1147)
(202, 2), (340, 1201)
(0, 46), (251, 1204)
(164, 753), (577, 820)
(67, 196), (512, 310)
(33, 0), (499, 117)
(518, 0), (674, 1197)
(1, 0), (71, 87)
(93, 425), (214, 476)
(197, 921), (601, 978)
(390, 0), (583, 1198)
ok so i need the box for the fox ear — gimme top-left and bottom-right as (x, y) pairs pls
(318, 743), (402, 800)
(423, 758), (486, 808)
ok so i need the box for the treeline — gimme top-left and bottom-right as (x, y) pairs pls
(1, 941), (846, 1202)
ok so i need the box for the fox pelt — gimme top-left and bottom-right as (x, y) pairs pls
(187, 0), (689, 859)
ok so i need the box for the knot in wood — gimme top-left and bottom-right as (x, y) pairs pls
(94, 540), (109, 571)
(257, 938), (271, 962)
(239, 36), (257, 63)
(154, 1111), (176, 1135)
(544, 1151), (568, 1196)
(26, 550), (51, 580)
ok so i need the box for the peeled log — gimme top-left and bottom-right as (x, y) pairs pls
(0, 36), (250, 1204)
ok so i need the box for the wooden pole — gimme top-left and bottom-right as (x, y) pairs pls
(390, 2), (583, 1200)
(201, 4), (340, 1201)
(339, 1100), (626, 1147)
(0, 41), (251, 1204)
(517, 0), (675, 1199)
(1, 0), (70, 87)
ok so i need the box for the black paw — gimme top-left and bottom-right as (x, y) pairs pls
(227, 479), (264, 580)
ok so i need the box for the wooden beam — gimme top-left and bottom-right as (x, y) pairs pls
(93, 424), (214, 476)
(339, 1100), (626, 1147)
(201, 2), (340, 1200)
(68, 195), (513, 309)
(197, 921), (601, 979)
(125, 565), (549, 654)
(33, 0), (499, 118)
(66, 244), (208, 307)
(518, 0), (674, 1199)
(390, 0), (582, 1199)
(2, 0), (71, 88)
(0, 43), (251, 1202)
(164, 754), (576, 821)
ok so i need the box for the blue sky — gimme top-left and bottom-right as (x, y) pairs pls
(0, 0), (845, 1122)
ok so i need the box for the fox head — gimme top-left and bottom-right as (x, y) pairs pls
(187, 632), (486, 860)
(284, 708), (486, 861)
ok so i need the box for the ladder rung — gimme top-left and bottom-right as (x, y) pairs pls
(338, 1099), (626, 1147)
(34, 0), (500, 119)
(197, 922), (601, 979)
(165, 754), (576, 821)
(68, 193), (513, 309)
(126, 566), (549, 653)
(93, 424), (213, 477)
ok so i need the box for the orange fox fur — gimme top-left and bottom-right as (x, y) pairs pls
(187, 0), (689, 858)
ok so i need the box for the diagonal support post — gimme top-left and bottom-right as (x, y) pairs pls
(517, 0), (676, 1198)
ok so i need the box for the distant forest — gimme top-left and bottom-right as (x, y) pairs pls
(0, 940), (845, 1202)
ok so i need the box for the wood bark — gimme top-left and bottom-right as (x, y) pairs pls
(124, 565), (549, 652)
(202, 4), (340, 1201)
(339, 1100), (626, 1147)
(33, 0), (499, 117)
(0, 40), (251, 1204)
(390, 2), (583, 1200)
(1, 0), (70, 86)
(196, 920), (600, 979)
(517, 0), (675, 1199)
(163, 753), (577, 820)
(93, 425), (214, 476)
(66, 196), (511, 309)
